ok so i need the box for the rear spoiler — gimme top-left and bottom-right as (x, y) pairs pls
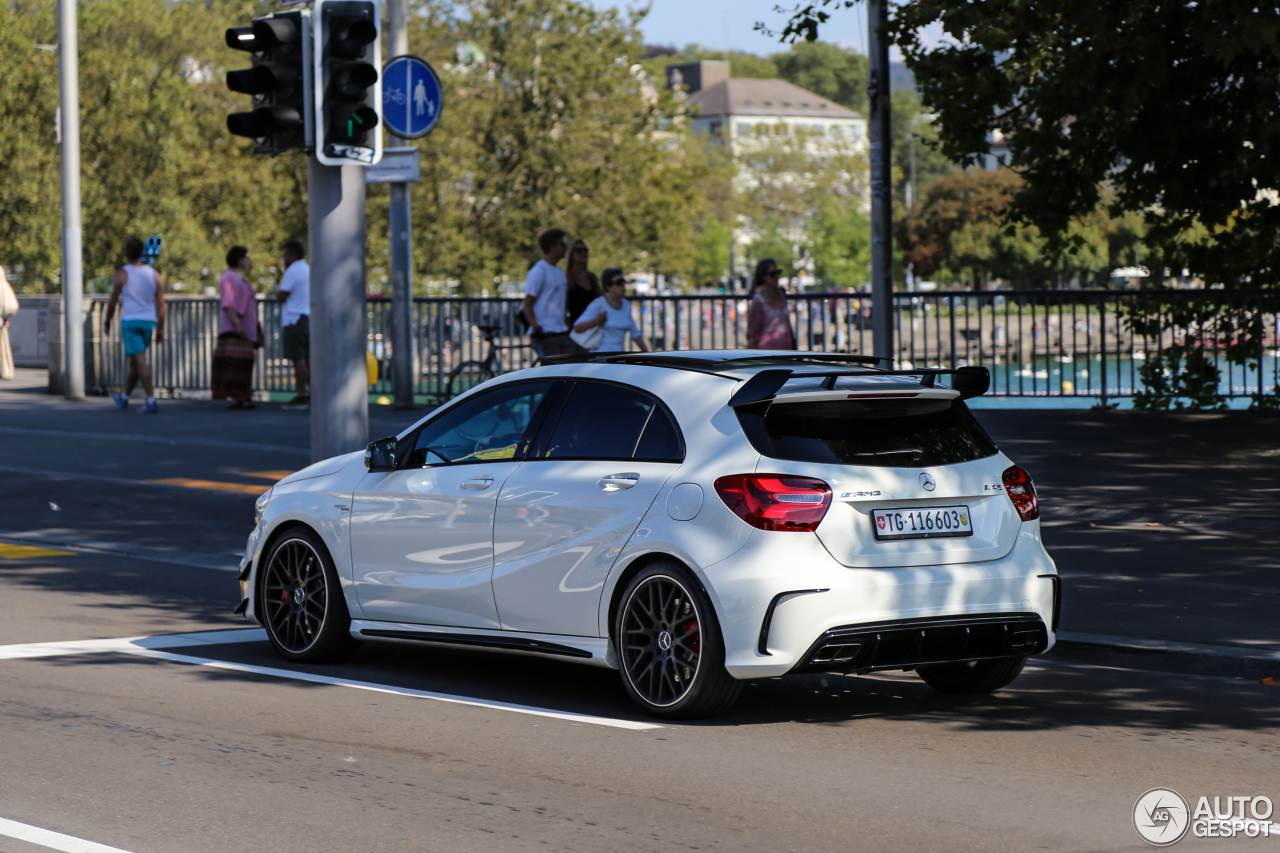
(728, 366), (991, 408)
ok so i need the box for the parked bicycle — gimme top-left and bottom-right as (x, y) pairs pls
(444, 323), (526, 398)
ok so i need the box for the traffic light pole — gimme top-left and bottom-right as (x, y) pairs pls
(57, 0), (84, 400)
(867, 0), (894, 363)
(308, 158), (370, 463)
(386, 0), (415, 410)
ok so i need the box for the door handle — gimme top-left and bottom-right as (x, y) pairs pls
(460, 477), (494, 490)
(598, 473), (639, 491)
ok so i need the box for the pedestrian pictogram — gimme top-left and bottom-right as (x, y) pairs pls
(381, 55), (442, 139)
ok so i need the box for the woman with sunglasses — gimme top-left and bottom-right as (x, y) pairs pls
(747, 257), (796, 350)
(564, 238), (601, 328)
(572, 267), (651, 353)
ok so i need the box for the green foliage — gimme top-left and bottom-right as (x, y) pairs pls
(692, 216), (732, 286)
(0, 0), (302, 293)
(810, 197), (870, 287)
(1132, 345), (1227, 411)
(891, 88), (950, 208)
(639, 45), (778, 83)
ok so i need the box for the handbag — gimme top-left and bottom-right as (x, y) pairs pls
(570, 322), (603, 351)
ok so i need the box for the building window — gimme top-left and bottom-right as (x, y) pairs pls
(737, 122), (754, 137)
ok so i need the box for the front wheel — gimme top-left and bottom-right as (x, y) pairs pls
(445, 361), (494, 399)
(260, 527), (360, 663)
(916, 656), (1027, 694)
(615, 562), (742, 719)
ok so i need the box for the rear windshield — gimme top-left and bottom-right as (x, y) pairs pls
(736, 398), (998, 467)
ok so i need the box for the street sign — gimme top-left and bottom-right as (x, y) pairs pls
(364, 147), (420, 184)
(382, 54), (442, 139)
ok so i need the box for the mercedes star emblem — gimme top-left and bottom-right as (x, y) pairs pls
(919, 473), (936, 491)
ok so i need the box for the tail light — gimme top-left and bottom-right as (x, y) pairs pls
(714, 475), (832, 532)
(1002, 465), (1039, 521)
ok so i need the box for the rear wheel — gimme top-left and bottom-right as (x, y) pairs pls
(916, 656), (1027, 694)
(615, 562), (742, 719)
(260, 527), (359, 663)
(445, 361), (494, 399)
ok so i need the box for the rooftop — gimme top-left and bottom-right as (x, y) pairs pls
(688, 79), (863, 120)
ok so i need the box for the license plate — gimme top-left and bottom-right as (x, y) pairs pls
(872, 506), (973, 540)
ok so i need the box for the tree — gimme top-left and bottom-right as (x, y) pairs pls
(768, 0), (1280, 287)
(639, 45), (778, 84)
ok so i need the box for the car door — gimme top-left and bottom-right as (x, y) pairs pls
(350, 380), (558, 629)
(492, 380), (685, 636)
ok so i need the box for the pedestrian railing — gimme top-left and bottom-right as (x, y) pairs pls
(84, 290), (1280, 405)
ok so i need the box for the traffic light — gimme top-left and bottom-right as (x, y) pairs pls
(225, 10), (312, 155)
(314, 0), (383, 165)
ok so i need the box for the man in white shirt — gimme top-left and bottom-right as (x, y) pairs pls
(521, 228), (575, 358)
(277, 239), (310, 410)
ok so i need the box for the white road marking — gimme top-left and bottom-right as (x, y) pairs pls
(0, 629), (660, 731)
(0, 816), (136, 853)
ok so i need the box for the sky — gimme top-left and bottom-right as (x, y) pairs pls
(592, 0), (886, 58)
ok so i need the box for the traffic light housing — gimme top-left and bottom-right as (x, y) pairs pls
(225, 10), (312, 155)
(314, 0), (383, 165)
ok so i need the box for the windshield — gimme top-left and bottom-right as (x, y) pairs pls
(736, 397), (998, 467)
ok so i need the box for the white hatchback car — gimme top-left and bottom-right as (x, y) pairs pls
(237, 351), (1059, 718)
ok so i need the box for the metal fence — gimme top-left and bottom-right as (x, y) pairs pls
(84, 291), (1280, 404)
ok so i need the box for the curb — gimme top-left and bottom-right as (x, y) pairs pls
(1051, 631), (1280, 680)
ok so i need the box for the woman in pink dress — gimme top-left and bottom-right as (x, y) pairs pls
(746, 258), (796, 350)
(212, 246), (259, 408)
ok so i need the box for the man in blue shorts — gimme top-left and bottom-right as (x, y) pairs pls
(104, 237), (166, 413)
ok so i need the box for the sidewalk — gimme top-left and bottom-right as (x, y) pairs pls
(2, 370), (1277, 679)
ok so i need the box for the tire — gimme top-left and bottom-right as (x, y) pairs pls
(259, 527), (360, 663)
(614, 561), (743, 719)
(445, 361), (494, 399)
(916, 656), (1027, 694)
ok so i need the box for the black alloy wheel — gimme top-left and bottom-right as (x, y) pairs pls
(616, 562), (742, 719)
(259, 527), (359, 663)
(916, 656), (1027, 694)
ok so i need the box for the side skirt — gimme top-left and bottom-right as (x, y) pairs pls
(350, 620), (616, 669)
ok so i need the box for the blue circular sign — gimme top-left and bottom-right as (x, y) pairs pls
(382, 55), (443, 139)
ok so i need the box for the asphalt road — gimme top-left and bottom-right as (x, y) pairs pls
(2, 372), (1278, 852)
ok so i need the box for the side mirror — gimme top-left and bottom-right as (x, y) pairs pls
(951, 366), (990, 400)
(364, 436), (398, 470)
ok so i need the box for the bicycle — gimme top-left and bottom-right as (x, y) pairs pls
(444, 323), (526, 399)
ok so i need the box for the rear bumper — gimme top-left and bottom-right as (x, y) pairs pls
(699, 520), (1058, 679)
(791, 612), (1048, 675)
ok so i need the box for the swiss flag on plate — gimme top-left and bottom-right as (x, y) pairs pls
(876, 516), (886, 530)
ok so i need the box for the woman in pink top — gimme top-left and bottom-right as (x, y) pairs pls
(746, 258), (795, 350)
(213, 245), (259, 408)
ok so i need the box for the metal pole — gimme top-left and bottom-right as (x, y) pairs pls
(308, 158), (370, 463)
(386, 0), (415, 409)
(867, 0), (894, 362)
(58, 0), (84, 400)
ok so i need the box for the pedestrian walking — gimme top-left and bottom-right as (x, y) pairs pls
(0, 265), (17, 381)
(521, 228), (575, 359)
(746, 258), (796, 351)
(564, 238), (600, 328)
(571, 267), (650, 353)
(105, 237), (166, 413)
(277, 239), (310, 410)
(212, 245), (259, 409)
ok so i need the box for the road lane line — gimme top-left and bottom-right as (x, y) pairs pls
(146, 477), (269, 495)
(0, 629), (660, 730)
(0, 466), (257, 498)
(0, 543), (74, 559)
(0, 816), (136, 853)
(0, 532), (239, 572)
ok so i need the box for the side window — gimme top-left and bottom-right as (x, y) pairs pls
(634, 404), (684, 461)
(544, 382), (654, 460)
(405, 381), (554, 467)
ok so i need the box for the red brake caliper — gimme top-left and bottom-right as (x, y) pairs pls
(686, 618), (700, 651)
